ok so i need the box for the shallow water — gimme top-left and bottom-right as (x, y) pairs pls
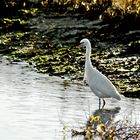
(0, 57), (139, 140)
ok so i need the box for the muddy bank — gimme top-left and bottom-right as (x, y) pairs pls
(0, 7), (140, 97)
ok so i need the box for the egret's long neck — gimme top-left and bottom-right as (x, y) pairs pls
(85, 43), (92, 65)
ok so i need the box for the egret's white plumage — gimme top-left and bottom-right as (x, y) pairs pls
(80, 38), (121, 108)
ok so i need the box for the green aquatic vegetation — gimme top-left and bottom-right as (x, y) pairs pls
(1, 18), (26, 30)
(0, 32), (26, 53)
(0, 35), (11, 45)
(13, 32), (26, 38)
(28, 46), (82, 76)
(20, 8), (39, 16)
(31, 55), (50, 62)
(11, 47), (34, 58)
(0, 31), (27, 54)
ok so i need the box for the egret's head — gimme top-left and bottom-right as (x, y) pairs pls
(80, 38), (90, 47)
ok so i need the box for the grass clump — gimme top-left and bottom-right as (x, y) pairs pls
(112, 0), (140, 15)
(1, 0), (139, 18)
(72, 115), (140, 140)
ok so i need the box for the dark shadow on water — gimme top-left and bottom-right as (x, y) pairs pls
(94, 107), (121, 122)
(87, 107), (121, 127)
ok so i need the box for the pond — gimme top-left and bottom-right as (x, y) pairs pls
(0, 56), (139, 140)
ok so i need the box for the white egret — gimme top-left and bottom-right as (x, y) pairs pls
(80, 38), (121, 109)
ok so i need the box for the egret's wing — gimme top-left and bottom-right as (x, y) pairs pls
(87, 67), (120, 99)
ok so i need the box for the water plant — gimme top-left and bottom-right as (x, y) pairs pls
(72, 115), (140, 139)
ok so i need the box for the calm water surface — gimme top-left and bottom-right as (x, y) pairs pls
(0, 57), (139, 140)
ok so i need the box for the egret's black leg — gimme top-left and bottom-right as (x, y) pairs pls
(99, 98), (101, 109)
(102, 99), (106, 109)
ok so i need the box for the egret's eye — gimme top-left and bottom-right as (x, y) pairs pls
(80, 42), (84, 46)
